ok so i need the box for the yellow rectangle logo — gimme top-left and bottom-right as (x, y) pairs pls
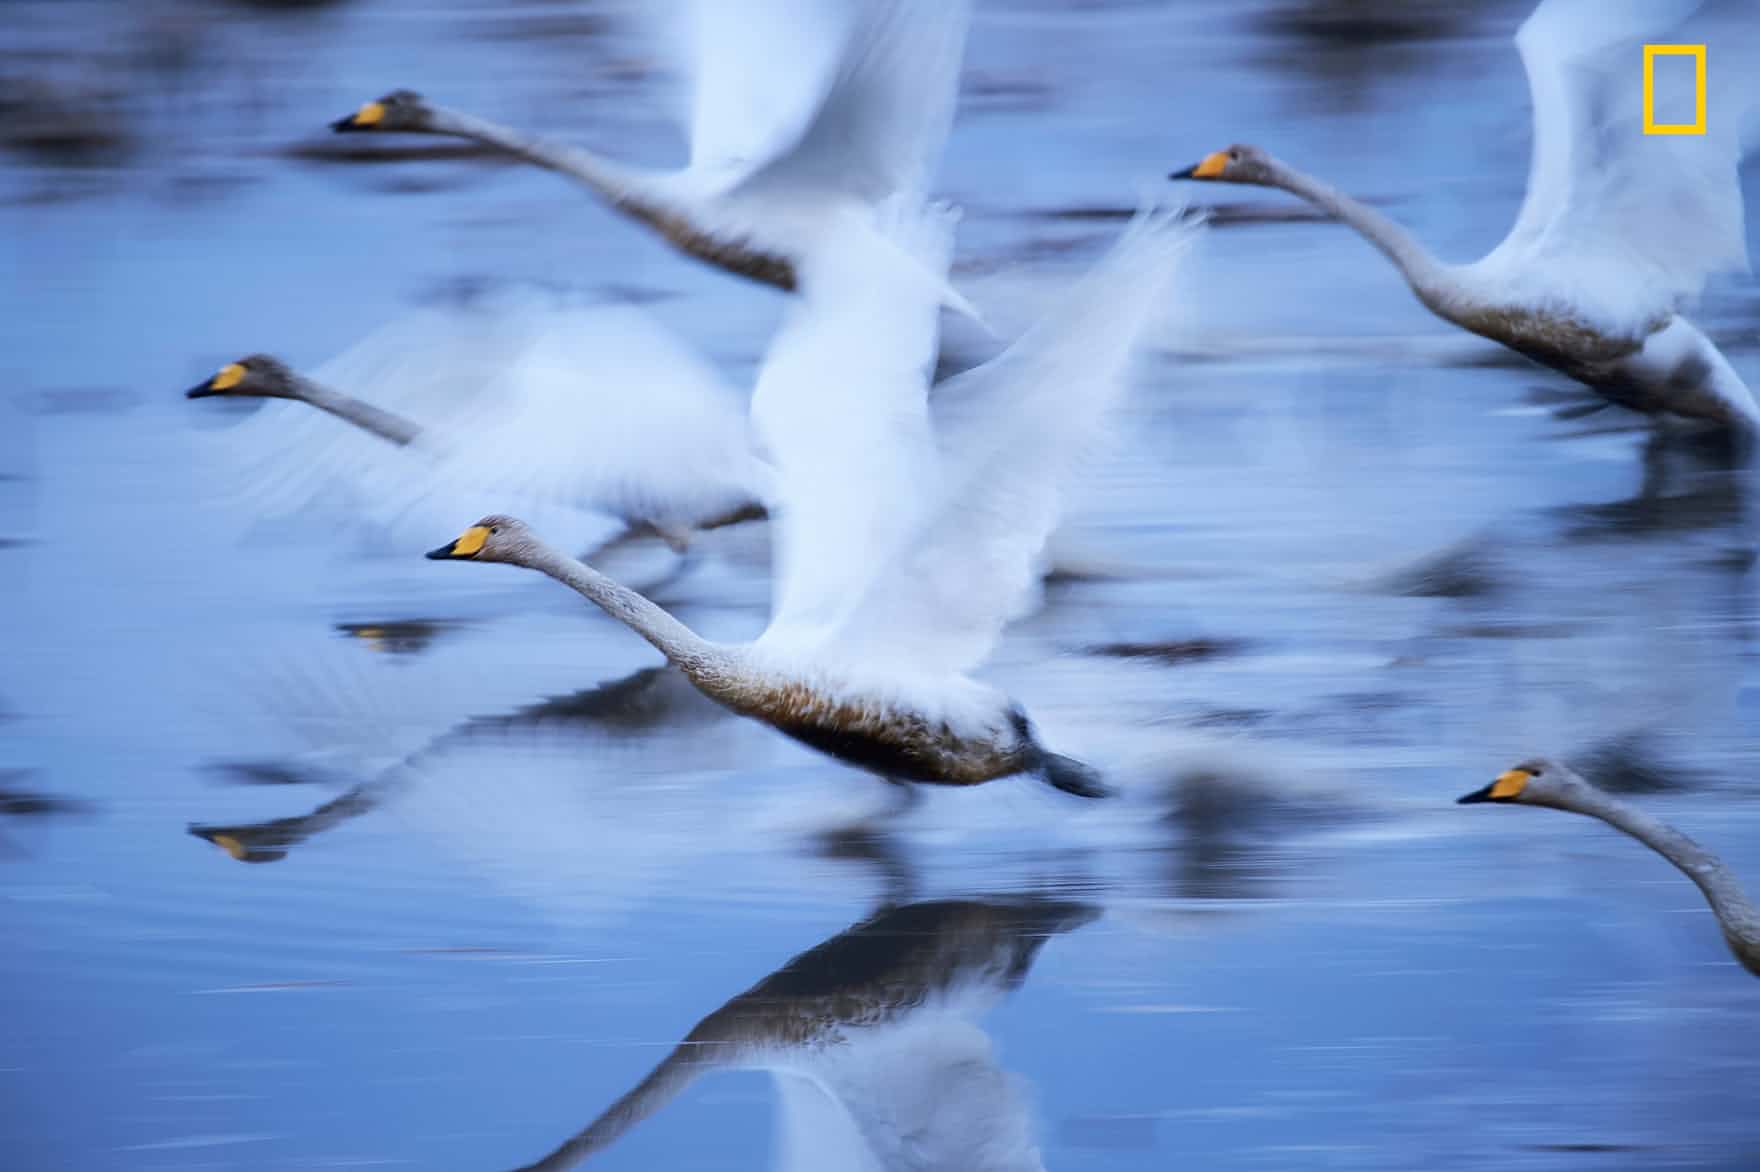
(1643, 44), (1706, 135)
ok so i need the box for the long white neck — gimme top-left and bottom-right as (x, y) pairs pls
(290, 374), (420, 447)
(423, 107), (652, 209)
(526, 545), (734, 684)
(1571, 787), (1760, 973)
(1263, 159), (1452, 306)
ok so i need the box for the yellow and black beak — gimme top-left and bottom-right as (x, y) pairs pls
(426, 525), (489, 561)
(186, 362), (246, 399)
(331, 100), (386, 133)
(1170, 150), (1230, 181)
(1458, 768), (1532, 805)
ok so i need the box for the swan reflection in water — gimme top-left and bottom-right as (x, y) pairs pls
(513, 896), (1096, 1172)
(188, 664), (724, 864)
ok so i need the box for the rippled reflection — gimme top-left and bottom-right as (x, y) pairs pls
(188, 664), (724, 865)
(514, 897), (1096, 1172)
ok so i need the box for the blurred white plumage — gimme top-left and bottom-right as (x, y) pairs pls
(199, 289), (771, 552)
(331, 0), (976, 313)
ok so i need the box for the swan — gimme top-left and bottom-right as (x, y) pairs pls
(1172, 0), (1760, 430)
(330, 0), (976, 313)
(508, 897), (1094, 1171)
(187, 350), (764, 552)
(187, 293), (771, 552)
(426, 204), (1200, 794)
(1459, 758), (1760, 976)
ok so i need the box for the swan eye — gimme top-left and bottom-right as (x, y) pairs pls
(489, 526), (500, 536)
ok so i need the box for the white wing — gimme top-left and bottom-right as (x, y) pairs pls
(750, 202), (956, 655)
(416, 297), (768, 532)
(778, 1019), (1045, 1172)
(217, 290), (764, 540)
(640, 0), (969, 200)
(666, 0), (855, 176)
(1488, 0), (1760, 329)
(828, 209), (1203, 677)
(731, 0), (972, 205)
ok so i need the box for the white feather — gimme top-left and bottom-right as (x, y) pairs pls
(216, 289), (769, 544)
(753, 204), (1203, 679)
(1477, 0), (1760, 334)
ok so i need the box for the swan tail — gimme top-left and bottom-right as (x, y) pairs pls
(1039, 752), (1113, 799)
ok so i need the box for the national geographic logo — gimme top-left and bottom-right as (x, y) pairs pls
(1643, 44), (1706, 135)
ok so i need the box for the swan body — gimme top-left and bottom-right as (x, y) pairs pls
(511, 897), (1091, 1171)
(1172, 0), (1760, 429)
(426, 206), (1200, 791)
(426, 517), (1091, 792)
(331, 0), (975, 313)
(188, 294), (771, 550)
(1460, 758), (1760, 976)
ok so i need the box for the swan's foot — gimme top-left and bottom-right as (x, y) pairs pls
(1040, 752), (1114, 799)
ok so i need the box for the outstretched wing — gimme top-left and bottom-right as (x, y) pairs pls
(640, 0), (854, 176)
(219, 290), (762, 541)
(1489, 0), (1760, 331)
(733, 0), (972, 204)
(416, 297), (767, 532)
(750, 201), (956, 656)
(218, 294), (552, 537)
(830, 209), (1203, 677)
(644, 0), (969, 200)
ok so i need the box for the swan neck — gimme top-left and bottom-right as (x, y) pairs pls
(1573, 787), (1760, 966)
(1265, 161), (1447, 297)
(513, 1046), (716, 1172)
(294, 376), (420, 447)
(426, 107), (646, 203)
(530, 547), (730, 683)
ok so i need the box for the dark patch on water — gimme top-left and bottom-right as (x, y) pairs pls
(1087, 637), (1250, 665)
(0, 773), (93, 819)
(13, 387), (141, 415)
(1380, 540), (1505, 599)
(333, 619), (459, 657)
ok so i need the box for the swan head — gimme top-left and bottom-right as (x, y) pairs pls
(331, 89), (435, 134)
(1170, 143), (1275, 185)
(426, 514), (538, 565)
(1457, 758), (1589, 810)
(185, 354), (299, 400)
(188, 825), (286, 864)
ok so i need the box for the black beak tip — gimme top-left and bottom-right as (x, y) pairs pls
(330, 116), (361, 133)
(1457, 788), (1490, 805)
(1169, 165), (1197, 180)
(424, 544), (455, 560)
(185, 383), (215, 399)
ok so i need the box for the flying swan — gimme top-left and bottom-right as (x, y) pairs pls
(1173, 0), (1760, 430)
(186, 292), (770, 552)
(331, 0), (976, 314)
(427, 204), (1201, 795)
